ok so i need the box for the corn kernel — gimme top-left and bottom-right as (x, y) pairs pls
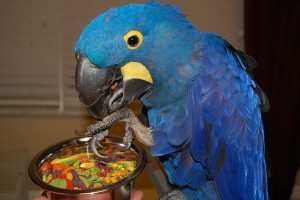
(66, 172), (73, 180)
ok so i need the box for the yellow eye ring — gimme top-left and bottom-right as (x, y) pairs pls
(124, 30), (143, 50)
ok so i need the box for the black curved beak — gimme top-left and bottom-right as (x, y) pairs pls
(75, 54), (152, 119)
(75, 53), (120, 119)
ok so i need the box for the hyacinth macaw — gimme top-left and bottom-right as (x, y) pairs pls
(74, 2), (270, 199)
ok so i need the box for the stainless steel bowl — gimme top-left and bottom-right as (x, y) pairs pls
(28, 136), (147, 200)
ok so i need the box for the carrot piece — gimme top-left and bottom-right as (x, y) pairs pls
(40, 162), (52, 172)
(53, 163), (66, 171)
(81, 156), (89, 163)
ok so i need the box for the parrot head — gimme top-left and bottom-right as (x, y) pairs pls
(75, 2), (198, 119)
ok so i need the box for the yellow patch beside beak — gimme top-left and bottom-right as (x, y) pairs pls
(121, 62), (153, 84)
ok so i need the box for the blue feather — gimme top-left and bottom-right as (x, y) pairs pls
(174, 151), (204, 186)
(191, 120), (210, 164)
(75, 2), (269, 199)
(208, 138), (227, 176)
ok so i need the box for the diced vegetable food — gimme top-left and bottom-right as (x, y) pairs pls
(38, 144), (138, 190)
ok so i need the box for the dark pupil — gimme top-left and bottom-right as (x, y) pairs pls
(128, 35), (139, 47)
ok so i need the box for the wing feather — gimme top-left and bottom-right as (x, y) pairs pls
(149, 33), (268, 199)
(188, 34), (268, 199)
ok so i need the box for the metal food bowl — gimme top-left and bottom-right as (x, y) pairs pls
(28, 136), (147, 200)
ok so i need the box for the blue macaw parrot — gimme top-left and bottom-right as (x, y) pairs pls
(74, 2), (270, 199)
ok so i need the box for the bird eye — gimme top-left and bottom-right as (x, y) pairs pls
(124, 30), (143, 50)
(127, 35), (139, 47)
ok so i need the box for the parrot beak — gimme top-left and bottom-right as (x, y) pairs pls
(75, 53), (153, 119)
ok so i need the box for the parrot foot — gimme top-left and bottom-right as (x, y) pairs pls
(111, 107), (154, 146)
(87, 107), (154, 147)
(75, 107), (154, 157)
(74, 119), (109, 137)
(127, 114), (154, 146)
(159, 189), (187, 200)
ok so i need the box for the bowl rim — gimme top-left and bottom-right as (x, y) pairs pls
(28, 135), (147, 195)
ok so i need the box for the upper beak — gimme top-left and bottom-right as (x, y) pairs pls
(75, 54), (153, 119)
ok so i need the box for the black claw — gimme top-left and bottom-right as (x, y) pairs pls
(118, 142), (131, 151)
(90, 135), (108, 158)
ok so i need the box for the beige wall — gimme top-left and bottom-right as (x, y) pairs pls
(0, 0), (244, 192)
